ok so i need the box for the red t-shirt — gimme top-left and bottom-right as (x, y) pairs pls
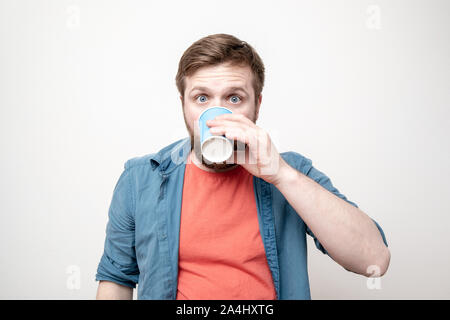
(176, 157), (276, 300)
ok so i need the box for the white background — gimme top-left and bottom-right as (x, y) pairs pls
(1, 0), (449, 299)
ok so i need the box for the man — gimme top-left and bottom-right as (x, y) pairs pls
(95, 33), (390, 300)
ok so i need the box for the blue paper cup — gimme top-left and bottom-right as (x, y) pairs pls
(198, 106), (234, 163)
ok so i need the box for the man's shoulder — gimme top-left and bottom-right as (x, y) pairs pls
(123, 137), (190, 171)
(123, 153), (156, 170)
(280, 151), (313, 174)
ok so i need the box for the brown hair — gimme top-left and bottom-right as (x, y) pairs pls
(176, 33), (265, 105)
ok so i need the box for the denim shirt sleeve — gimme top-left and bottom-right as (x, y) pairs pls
(95, 164), (139, 288)
(293, 153), (389, 255)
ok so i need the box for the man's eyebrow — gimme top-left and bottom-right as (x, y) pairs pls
(189, 86), (249, 95)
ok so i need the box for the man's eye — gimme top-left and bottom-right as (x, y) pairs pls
(196, 95), (208, 103)
(230, 95), (241, 103)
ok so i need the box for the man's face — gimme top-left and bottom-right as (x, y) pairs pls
(181, 62), (262, 169)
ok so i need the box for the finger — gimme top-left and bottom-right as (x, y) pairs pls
(212, 113), (254, 126)
(224, 128), (248, 145)
(210, 126), (257, 147)
(209, 126), (244, 139)
(227, 130), (259, 165)
(207, 119), (251, 133)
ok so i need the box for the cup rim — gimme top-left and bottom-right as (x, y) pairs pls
(201, 135), (233, 163)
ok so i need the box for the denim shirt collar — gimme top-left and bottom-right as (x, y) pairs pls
(149, 137), (191, 174)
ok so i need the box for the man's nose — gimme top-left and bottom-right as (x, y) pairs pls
(210, 97), (233, 108)
(210, 97), (224, 106)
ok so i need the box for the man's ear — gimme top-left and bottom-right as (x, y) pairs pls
(254, 93), (262, 121)
(180, 95), (184, 107)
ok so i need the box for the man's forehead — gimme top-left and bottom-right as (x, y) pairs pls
(188, 83), (248, 93)
(185, 63), (253, 93)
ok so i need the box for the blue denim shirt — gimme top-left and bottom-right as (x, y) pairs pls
(95, 137), (388, 299)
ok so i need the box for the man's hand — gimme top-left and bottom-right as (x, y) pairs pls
(207, 113), (289, 185)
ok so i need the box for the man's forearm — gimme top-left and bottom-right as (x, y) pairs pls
(273, 159), (390, 277)
(96, 280), (133, 300)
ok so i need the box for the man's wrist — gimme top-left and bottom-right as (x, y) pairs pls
(271, 158), (298, 188)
